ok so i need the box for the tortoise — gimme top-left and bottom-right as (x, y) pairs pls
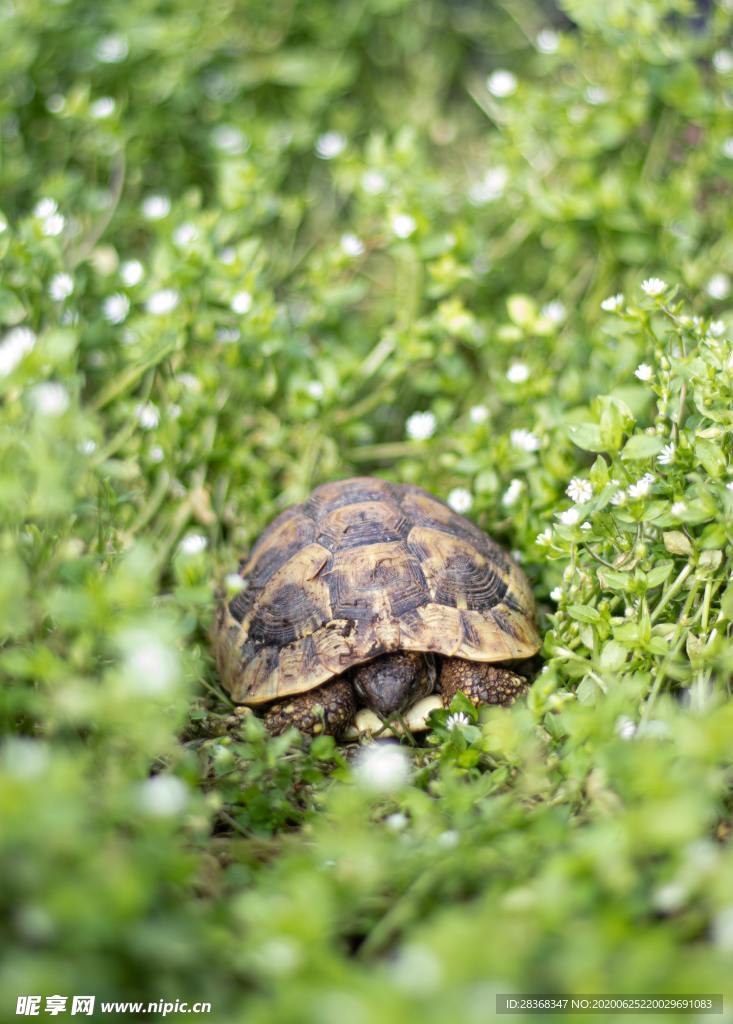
(214, 476), (541, 738)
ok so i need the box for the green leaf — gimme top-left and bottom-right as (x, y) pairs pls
(621, 434), (664, 460)
(567, 423), (605, 452)
(694, 438), (725, 478)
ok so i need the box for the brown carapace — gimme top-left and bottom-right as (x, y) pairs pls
(213, 477), (541, 737)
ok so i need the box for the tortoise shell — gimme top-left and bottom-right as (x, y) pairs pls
(215, 476), (540, 705)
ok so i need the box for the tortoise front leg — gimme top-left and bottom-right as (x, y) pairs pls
(440, 658), (528, 708)
(262, 679), (356, 737)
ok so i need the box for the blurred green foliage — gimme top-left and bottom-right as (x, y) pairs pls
(2, 0), (733, 1018)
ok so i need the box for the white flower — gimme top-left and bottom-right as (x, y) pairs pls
(657, 443), (675, 466)
(179, 533), (208, 555)
(173, 222), (198, 247)
(671, 501), (687, 516)
(231, 291), (252, 314)
(216, 327), (240, 344)
(148, 445), (164, 463)
(585, 85), (608, 105)
(536, 28), (559, 53)
(0, 326), (36, 377)
(566, 477), (592, 504)
(224, 573), (245, 595)
(31, 382), (69, 416)
(601, 293), (624, 312)
(580, 521), (592, 531)
(406, 410), (436, 441)
(141, 194), (171, 221)
(557, 506), (580, 526)
(103, 293), (130, 324)
(137, 775), (188, 817)
(506, 362), (529, 383)
(211, 124), (247, 154)
(713, 49), (733, 74)
(502, 478), (524, 507)
(361, 169), (387, 194)
(79, 439), (97, 455)
(486, 70), (517, 97)
(707, 273), (731, 300)
(535, 528), (553, 546)
(549, 586), (563, 602)
(34, 197), (57, 219)
(42, 213), (65, 237)
(510, 428), (541, 452)
(446, 712), (470, 730)
(306, 381), (324, 400)
(467, 167), (508, 205)
(610, 490), (626, 506)
(722, 138), (733, 160)
(469, 404), (489, 424)
(121, 259), (144, 286)
(615, 716), (637, 740)
(218, 247), (236, 265)
(635, 363), (653, 382)
(438, 829), (459, 848)
(315, 131), (346, 159)
(354, 742), (411, 793)
(641, 277), (667, 297)
(90, 96), (116, 119)
(146, 289), (179, 315)
(340, 233), (365, 257)
(727, 482), (733, 493)
(709, 320), (726, 338)
(391, 213), (417, 239)
(136, 403), (160, 430)
(385, 812), (408, 831)
(447, 488), (473, 513)
(48, 272), (74, 301)
(628, 474), (654, 499)
(541, 300), (566, 324)
(95, 34), (128, 63)
(123, 633), (180, 695)
(46, 94), (65, 114)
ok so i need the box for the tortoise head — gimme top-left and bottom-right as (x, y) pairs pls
(351, 651), (435, 719)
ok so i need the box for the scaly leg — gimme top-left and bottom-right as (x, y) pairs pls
(263, 679), (356, 737)
(440, 658), (528, 708)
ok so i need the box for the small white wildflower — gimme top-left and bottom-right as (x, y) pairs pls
(549, 586), (563, 602)
(146, 289), (179, 315)
(216, 327), (240, 344)
(95, 34), (128, 63)
(224, 573), (245, 595)
(148, 445), (164, 463)
(315, 131), (346, 159)
(506, 361), (529, 383)
(536, 28), (559, 53)
(46, 94), (66, 114)
(709, 319), (726, 338)
(31, 382), (69, 416)
(42, 213), (65, 237)
(585, 85), (608, 105)
(231, 291), (253, 314)
(211, 124), (247, 155)
(635, 363), (653, 382)
(726, 482), (733, 493)
(340, 233), (365, 257)
(722, 137), (733, 159)
(446, 712), (471, 730)
(657, 443), (675, 466)
(557, 506), (580, 526)
(385, 812), (408, 831)
(34, 197), (57, 219)
(615, 716), (637, 740)
(306, 381), (324, 400)
(447, 488), (473, 513)
(469, 404), (489, 424)
(541, 300), (566, 324)
(641, 277), (667, 297)
(566, 477), (592, 504)
(438, 829), (459, 848)
(502, 478), (524, 507)
(123, 633), (180, 694)
(173, 222), (198, 247)
(406, 410), (436, 441)
(601, 293), (624, 312)
(354, 742), (411, 793)
(80, 439), (97, 455)
(467, 167), (508, 205)
(628, 475), (654, 499)
(486, 69), (517, 97)
(391, 213), (417, 239)
(0, 326), (36, 377)
(510, 428), (541, 452)
(671, 501), (687, 516)
(90, 96), (116, 119)
(103, 293), (130, 325)
(707, 273), (731, 300)
(120, 259), (144, 286)
(636, 719), (671, 740)
(361, 169), (387, 194)
(610, 490), (626, 506)
(136, 403), (159, 430)
(580, 521), (592, 531)
(48, 272), (74, 301)
(218, 246), (236, 265)
(141, 194), (171, 221)
(137, 775), (188, 817)
(536, 528), (553, 546)
(713, 49), (733, 74)
(177, 373), (201, 392)
(179, 533), (208, 555)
